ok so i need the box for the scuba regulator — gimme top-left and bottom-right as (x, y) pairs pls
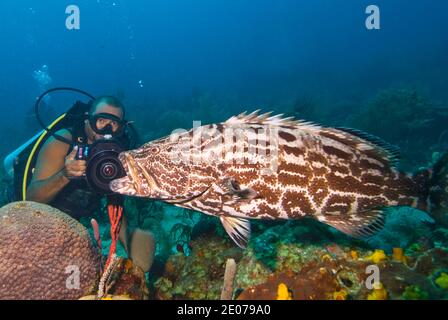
(34, 87), (135, 195)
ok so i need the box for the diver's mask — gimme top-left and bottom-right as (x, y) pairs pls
(88, 112), (127, 137)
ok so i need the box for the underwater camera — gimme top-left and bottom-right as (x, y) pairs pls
(74, 138), (126, 195)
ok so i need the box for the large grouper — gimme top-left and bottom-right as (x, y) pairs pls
(110, 111), (448, 248)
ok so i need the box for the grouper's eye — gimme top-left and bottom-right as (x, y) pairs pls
(150, 146), (160, 154)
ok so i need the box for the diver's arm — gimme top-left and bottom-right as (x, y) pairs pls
(26, 130), (85, 203)
(26, 169), (71, 203)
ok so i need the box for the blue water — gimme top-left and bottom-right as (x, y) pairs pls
(0, 0), (447, 159)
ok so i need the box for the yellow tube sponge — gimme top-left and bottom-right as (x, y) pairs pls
(276, 283), (293, 300)
(350, 250), (359, 260)
(333, 289), (348, 300)
(366, 249), (387, 264)
(367, 282), (388, 300)
(392, 248), (407, 264)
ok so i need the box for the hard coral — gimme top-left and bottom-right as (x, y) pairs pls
(0, 202), (100, 300)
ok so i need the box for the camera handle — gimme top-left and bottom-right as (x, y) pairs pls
(74, 144), (89, 161)
(71, 144), (89, 180)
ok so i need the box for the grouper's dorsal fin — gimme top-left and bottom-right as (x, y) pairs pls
(225, 110), (322, 132)
(333, 127), (401, 167)
(225, 111), (400, 166)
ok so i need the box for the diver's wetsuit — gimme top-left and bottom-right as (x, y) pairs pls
(50, 178), (102, 220)
(49, 127), (102, 220)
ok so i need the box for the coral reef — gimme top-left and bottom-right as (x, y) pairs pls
(153, 236), (240, 300)
(0, 201), (149, 300)
(0, 201), (100, 300)
(100, 257), (149, 300)
(80, 257), (149, 300)
(153, 217), (448, 300)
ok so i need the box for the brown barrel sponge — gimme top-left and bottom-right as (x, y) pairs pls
(0, 201), (100, 300)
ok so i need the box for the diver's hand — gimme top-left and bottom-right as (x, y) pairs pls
(62, 146), (87, 179)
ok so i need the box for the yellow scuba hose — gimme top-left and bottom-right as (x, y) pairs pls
(22, 114), (68, 200)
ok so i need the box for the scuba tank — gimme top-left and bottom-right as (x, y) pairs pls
(4, 130), (45, 180)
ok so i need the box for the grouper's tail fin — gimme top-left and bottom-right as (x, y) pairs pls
(427, 152), (448, 225)
(415, 152), (448, 225)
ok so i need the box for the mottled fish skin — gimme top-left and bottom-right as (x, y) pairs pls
(110, 111), (432, 245)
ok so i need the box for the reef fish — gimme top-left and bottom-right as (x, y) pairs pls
(110, 111), (448, 248)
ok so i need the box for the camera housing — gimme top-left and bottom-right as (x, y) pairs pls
(75, 139), (126, 194)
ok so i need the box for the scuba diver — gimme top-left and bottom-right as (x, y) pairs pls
(24, 93), (155, 273)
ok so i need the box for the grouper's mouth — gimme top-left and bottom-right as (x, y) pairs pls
(110, 152), (162, 197)
(110, 152), (211, 203)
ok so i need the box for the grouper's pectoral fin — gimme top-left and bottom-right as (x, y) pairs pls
(220, 177), (258, 204)
(220, 216), (251, 249)
(317, 209), (386, 239)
